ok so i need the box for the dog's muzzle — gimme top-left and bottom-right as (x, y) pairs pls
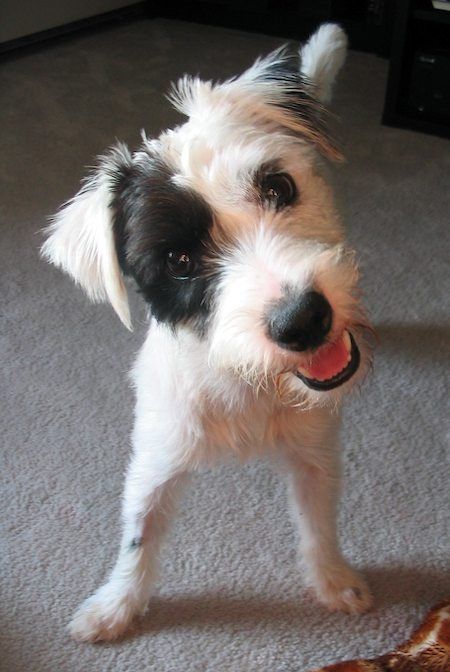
(266, 291), (360, 391)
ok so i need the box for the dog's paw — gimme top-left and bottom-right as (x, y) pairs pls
(311, 562), (373, 615)
(69, 585), (138, 642)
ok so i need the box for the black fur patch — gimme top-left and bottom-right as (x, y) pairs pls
(129, 536), (143, 550)
(254, 47), (320, 118)
(111, 153), (217, 330)
(253, 47), (335, 155)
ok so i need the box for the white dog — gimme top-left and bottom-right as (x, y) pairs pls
(42, 24), (374, 642)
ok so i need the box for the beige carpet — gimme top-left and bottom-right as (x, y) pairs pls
(1, 17), (449, 672)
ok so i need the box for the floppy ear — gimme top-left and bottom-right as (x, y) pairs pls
(300, 23), (347, 104)
(41, 143), (133, 330)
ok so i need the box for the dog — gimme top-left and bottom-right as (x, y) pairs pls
(42, 24), (374, 642)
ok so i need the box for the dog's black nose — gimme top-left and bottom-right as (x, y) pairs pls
(266, 291), (332, 351)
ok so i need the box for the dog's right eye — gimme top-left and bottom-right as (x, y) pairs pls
(261, 173), (297, 209)
(166, 250), (196, 279)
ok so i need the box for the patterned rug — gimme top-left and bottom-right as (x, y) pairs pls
(311, 600), (450, 671)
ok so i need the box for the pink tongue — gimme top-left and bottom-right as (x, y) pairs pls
(303, 335), (349, 381)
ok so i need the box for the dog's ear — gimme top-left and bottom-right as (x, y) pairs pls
(232, 23), (347, 107)
(41, 143), (133, 330)
(220, 24), (346, 160)
(299, 23), (347, 104)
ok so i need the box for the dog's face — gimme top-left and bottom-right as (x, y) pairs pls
(42, 25), (373, 407)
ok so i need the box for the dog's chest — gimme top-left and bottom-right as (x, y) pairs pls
(200, 387), (316, 458)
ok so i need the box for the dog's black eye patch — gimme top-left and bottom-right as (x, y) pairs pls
(112, 156), (216, 329)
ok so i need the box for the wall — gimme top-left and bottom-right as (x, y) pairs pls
(0, 0), (139, 43)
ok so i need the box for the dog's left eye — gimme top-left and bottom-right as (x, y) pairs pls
(261, 173), (297, 209)
(166, 250), (197, 279)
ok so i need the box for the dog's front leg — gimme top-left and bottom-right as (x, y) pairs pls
(285, 417), (373, 614)
(69, 444), (188, 642)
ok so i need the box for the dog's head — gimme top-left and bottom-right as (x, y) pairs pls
(42, 24), (373, 407)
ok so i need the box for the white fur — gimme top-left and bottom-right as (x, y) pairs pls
(300, 23), (348, 103)
(41, 146), (132, 329)
(43, 25), (374, 643)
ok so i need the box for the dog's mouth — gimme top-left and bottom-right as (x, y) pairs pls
(295, 331), (360, 391)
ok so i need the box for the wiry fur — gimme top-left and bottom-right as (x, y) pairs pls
(42, 24), (375, 643)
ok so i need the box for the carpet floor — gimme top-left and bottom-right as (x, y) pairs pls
(1, 17), (449, 672)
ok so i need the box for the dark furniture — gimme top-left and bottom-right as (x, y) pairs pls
(383, 0), (450, 138)
(156, 1), (394, 56)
